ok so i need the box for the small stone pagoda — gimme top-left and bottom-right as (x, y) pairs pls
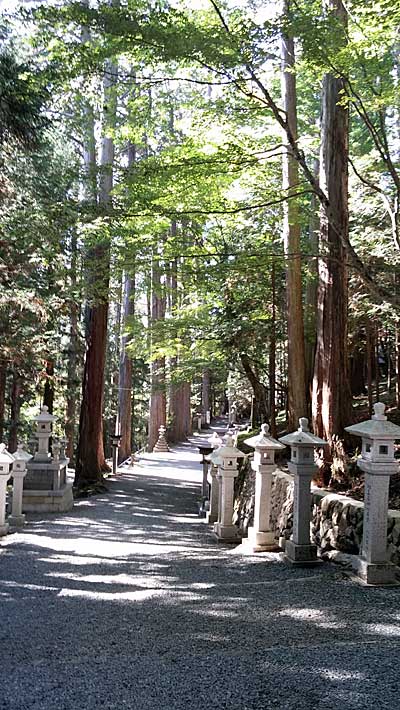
(22, 405), (73, 513)
(153, 425), (170, 453)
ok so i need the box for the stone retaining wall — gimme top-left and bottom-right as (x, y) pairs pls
(234, 463), (400, 566)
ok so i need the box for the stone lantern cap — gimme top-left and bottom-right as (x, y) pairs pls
(0, 443), (15, 468)
(13, 443), (33, 463)
(279, 417), (327, 447)
(205, 447), (223, 466)
(245, 423), (286, 451)
(33, 405), (56, 425)
(218, 434), (244, 460)
(345, 402), (400, 441)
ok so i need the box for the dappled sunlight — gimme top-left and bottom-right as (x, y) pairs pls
(363, 623), (400, 637)
(278, 607), (347, 630)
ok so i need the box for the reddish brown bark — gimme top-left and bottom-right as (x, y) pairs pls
(43, 359), (54, 414)
(312, 0), (352, 441)
(118, 271), (134, 463)
(148, 258), (166, 451)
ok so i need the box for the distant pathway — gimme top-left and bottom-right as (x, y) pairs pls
(1, 441), (400, 709)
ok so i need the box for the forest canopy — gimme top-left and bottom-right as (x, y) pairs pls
(1, 0), (399, 486)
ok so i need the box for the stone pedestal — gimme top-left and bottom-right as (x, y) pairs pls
(285, 461), (318, 564)
(279, 418), (327, 566)
(213, 470), (240, 542)
(355, 462), (397, 585)
(206, 463), (219, 524)
(0, 472), (11, 536)
(9, 470), (28, 527)
(247, 464), (278, 552)
(23, 460), (73, 513)
(243, 425), (286, 552)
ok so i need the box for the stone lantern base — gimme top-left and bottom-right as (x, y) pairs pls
(0, 522), (9, 537)
(354, 557), (397, 586)
(22, 461), (73, 513)
(285, 540), (320, 565)
(8, 513), (26, 528)
(245, 527), (279, 553)
(213, 522), (241, 543)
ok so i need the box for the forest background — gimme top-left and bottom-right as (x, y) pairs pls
(1, 0), (399, 488)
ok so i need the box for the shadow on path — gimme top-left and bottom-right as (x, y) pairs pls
(1, 443), (400, 709)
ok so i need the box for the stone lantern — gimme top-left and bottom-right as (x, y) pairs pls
(110, 433), (122, 475)
(204, 433), (223, 524)
(214, 434), (244, 542)
(244, 424), (286, 552)
(279, 418), (327, 564)
(9, 443), (32, 527)
(0, 444), (15, 536)
(198, 441), (214, 504)
(345, 402), (400, 585)
(33, 405), (56, 462)
(23, 407), (73, 514)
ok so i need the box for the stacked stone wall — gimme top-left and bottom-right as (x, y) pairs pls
(234, 464), (400, 565)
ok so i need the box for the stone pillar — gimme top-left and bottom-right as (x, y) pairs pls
(206, 462), (219, 524)
(0, 444), (14, 536)
(9, 443), (32, 527)
(213, 435), (243, 542)
(244, 424), (285, 552)
(346, 402), (400, 585)
(279, 418), (327, 565)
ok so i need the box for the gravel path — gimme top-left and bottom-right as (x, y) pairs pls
(1, 442), (400, 710)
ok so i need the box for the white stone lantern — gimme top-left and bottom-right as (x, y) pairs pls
(33, 405), (56, 462)
(9, 443), (32, 527)
(345, 402), (400, 585)
(279, 417), (327, 564)
(213, 434), (244, 542)
(244, 423), (286, 552)
(0, 444), (15, 536)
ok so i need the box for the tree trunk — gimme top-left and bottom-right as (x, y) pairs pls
(148, 257), (166, 451)
(66, 230), (80, 463)
(201, 369), (211, 426)
(169, 252), (191, 442)
(281, 2), (307, 429)
(366, 322), (374, 416)
(305, 157), (320, 402)
(8, 370), (22, 452)
(0, 361), (6, 442)
(75, 29), (118, 486)
(240, 353), (269, 425)
(118, 269), (134, 463)
(312, 0), (352, 442)
(269, 263), (277, 437)
(43, 359), (54, 414)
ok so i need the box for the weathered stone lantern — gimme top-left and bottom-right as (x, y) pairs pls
(33, 405), (56, 462)
(279, 418), (327, 564)
(9, 443), (32, 527)
(244, 424), (286, 552)
(0, 444), (14, 536)
(345, 402), (400, 585)
(204, 433), (223, 524)
(23, 407), (73, 513)
(214, 434), (244, 542)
